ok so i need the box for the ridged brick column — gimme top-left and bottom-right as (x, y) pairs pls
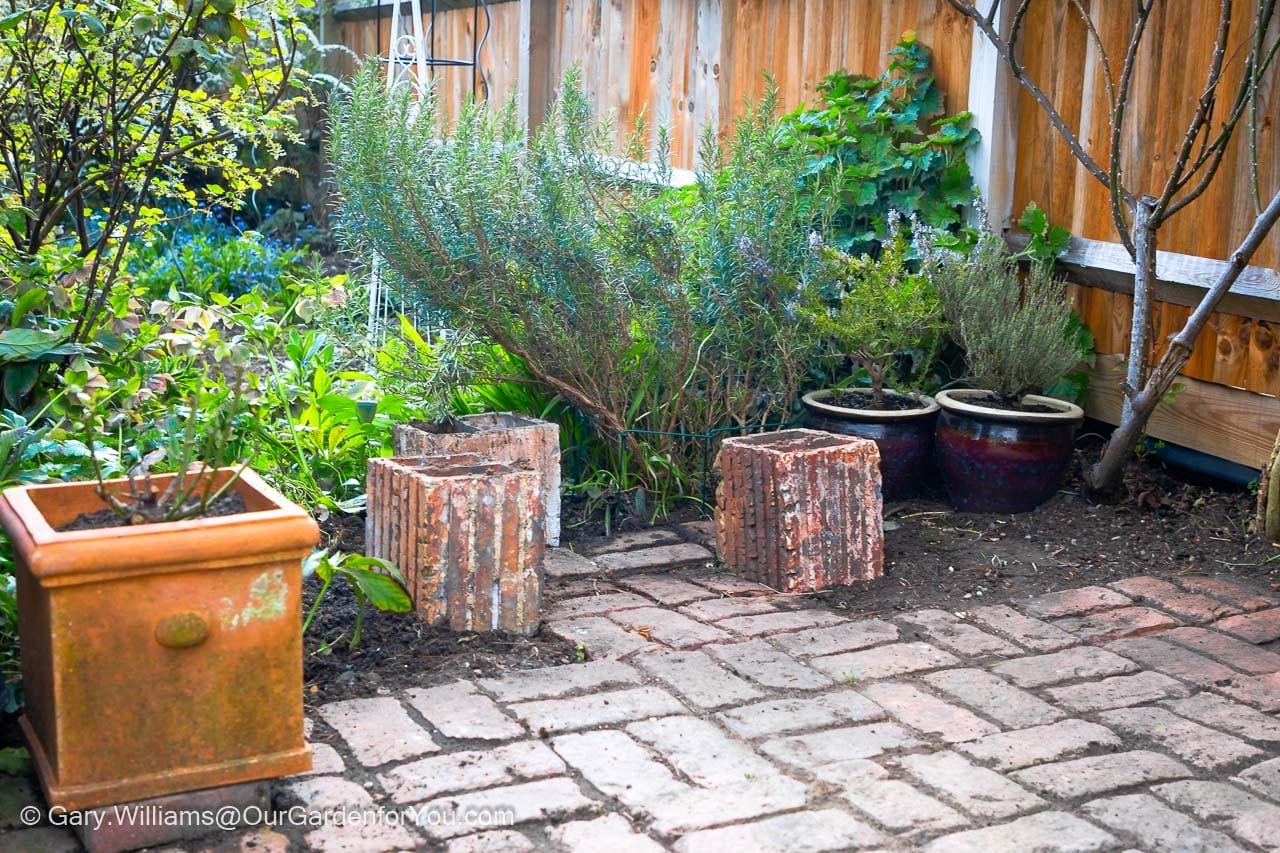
(367, 455), (544, 635)
(715, 429), (883, 592)
(394, 413), (561, 546)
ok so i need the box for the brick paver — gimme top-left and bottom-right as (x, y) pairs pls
(814, 759), (968, 836)
(1213, 607), (1280, 644)
(280, 535), (1280, 853)
(896, 609), (1022, 657)
(809, 641), (959, 680)
(923, 668), (1064, 728)
(1021, 585), (1132, 618)
(967, 603), (1079, 651)
(715, 691), (886, 739)
(955, 719), (1122, 771)
(632, 649), (765, 708)
(1109, 575), (1240, 623)
(1052, 606), (1180, 642)
(1010, 750), (1191, 798)
(704, 639), (835, 690)
(1097, 706), (1263, 770)
(858, 682), (1000, 742)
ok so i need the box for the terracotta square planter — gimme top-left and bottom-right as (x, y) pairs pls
(0, 468), (319, 811)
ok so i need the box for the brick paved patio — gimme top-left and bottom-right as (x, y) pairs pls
(11, 521), (1280, 852)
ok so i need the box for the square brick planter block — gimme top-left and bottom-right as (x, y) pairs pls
(715, 429), (883, 592)
(367, 455), (544, 635)
(394, 413), (561, 546)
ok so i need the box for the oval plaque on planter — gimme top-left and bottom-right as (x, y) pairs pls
(802, 388), (939, 500)
(934, 389), (1083, 513)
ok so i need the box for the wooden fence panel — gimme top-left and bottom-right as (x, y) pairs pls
(330, 0), (1280, 464)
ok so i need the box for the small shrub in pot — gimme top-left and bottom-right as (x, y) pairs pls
(801, 229), (945, 498)
(926, 230), (1085, 512)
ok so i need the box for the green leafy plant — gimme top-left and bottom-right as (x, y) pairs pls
(780, 32), (979, 255)
(0, 0), (310, 415)
(804, 227), (944, 407)
(926, 229), (1081, 405)
(302, 550), (412, 649)
(1013, 202), (1072, 270)
(331, 66), (822, 500)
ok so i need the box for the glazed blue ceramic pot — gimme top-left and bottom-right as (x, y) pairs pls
(802, 389), (939, 501)
(934, 389), (1083, 513)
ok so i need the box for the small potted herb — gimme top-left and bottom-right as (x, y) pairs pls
(801, 230), (945, 499)
(0, 377), (317, 810)
(926, 229), (1085, 513)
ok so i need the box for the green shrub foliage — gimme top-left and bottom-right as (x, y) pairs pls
(926, 230), (1081, 404)
(781, 32), (978, 256)
(331, 66), (822, 494)
(805, 227), (944, 407)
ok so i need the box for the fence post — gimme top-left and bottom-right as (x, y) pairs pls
(518, 0), (558, 133)
(965, 1), (1019, 231)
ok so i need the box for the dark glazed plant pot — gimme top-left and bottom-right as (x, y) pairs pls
(802, 389), (940, 500)
(934, 389), (1084, 513)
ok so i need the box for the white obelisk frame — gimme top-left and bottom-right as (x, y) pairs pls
(367, 0), (431, 346)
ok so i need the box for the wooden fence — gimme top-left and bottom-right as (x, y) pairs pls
(331, 0), (1280, 470)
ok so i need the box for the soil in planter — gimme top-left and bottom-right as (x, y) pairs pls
(963, 393), (1063, 414)
(826, 390), (928, 411)
(56, 491), (248, 531)
(301, 572), (577, 706)
(405, 417), (471, 434)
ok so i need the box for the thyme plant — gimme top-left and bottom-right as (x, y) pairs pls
(331, 67), (822, 493)
(927, 230), (1079, 406)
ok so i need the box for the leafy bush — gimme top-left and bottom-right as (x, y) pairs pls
(925, 229), (1081, 404)
(331, 66), (822, 497)
(781, 32), (978, 256)
(805, 227), (944, 406)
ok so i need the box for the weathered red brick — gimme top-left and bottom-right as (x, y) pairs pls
(859, 683), (999, 743)
(1173, 576), (1275, 611)
(1020, 585), (1131, 618)
(1213, 608), (1280, 644)
(1052, 606), (1179, 642)
(394, 413), (561, 545)
(714, 429), (883, 592)
(367, 456), (544, 634)
(1109, 576), (1239, 623)
(1162, 627), (1280, 673)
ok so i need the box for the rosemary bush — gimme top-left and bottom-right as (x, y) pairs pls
(331, 67), (821, 495)
(926, 230), (1080, 404)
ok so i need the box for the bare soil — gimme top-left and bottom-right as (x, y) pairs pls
(815, 440), (1276, 617)
(825, 389), (928, 411)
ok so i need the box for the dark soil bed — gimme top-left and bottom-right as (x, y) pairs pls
(814, 436), (1277, 616)
(301, 570), (577, 708)
(961, 392), (1062, 414)
(306, 436), (1276, 702)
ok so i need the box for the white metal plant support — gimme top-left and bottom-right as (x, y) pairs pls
(366, 0), (429, 346)
(366, 0), (491, 346)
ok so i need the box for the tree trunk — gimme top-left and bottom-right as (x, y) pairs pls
(1123, 198), (1158, 423)
(1262, 429), (1280, 543)
(1088, 190), (1280, 495)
